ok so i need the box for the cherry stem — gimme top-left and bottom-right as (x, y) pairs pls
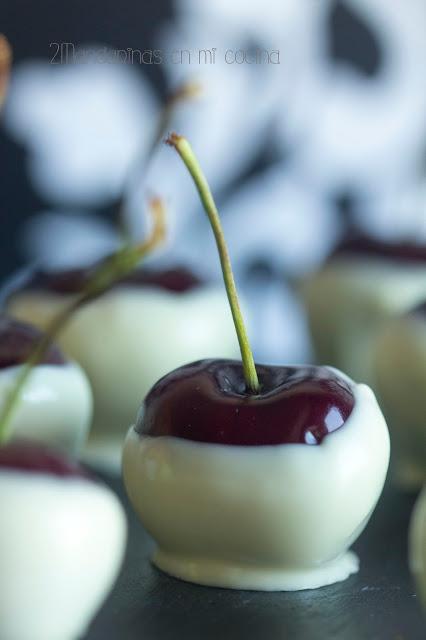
(149, 81), (201, 160)
(166, 133), (260, 394)
(0, 198), (166, 445)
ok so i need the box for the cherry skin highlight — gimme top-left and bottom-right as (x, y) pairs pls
(0, 315), (66, 369)
(330, 234), (426, 264)
(137, 359), (355, 446)
(13, 264), (203, 296)
(0, 441), (89, 478)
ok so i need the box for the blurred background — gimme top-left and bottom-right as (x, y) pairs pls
(1, 0), (425, 364)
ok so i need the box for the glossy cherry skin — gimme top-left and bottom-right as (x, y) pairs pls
(0, 315), (65, 369)
(330, 234), (426, 264)
(137, 359), (355, 446)
(0, 441), (89, 478)
(13, 264), (203, 296)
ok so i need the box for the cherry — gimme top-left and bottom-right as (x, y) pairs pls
(138, 359), (355, 446)
(0, 316), (65, 369)
(139, 135), (357, 448)
(330, 234), (426, 263)
(122, 135), (391, 594)
(0, 205), (167, 447)
(13, 264), (202, 296)
(0, 441), (89, 478)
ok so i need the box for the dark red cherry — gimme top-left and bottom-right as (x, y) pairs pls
(0, 441), (89, 478)
(11, 264), (203, 296)
(137, 359), (355, 446)
(330, 234), (426, 264)
(0, 316), (66, 369)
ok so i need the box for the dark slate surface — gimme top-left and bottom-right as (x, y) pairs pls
(86, 476), (424, 640)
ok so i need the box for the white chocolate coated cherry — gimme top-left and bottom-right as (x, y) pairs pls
(8, 280), (239, 467)
(123, 372), (390, 591)
(0, 451), (126, 640)
(303, 254), (426, 384)
(373, 310), (426, 488)
(0, 362), (92, 456)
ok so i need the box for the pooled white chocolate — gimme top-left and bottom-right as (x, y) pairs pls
(409, 485), (426, 609)
(8, 285), (239, 467)
(373, 313), (426, 488)
(122, 379), (390, 591)
(0, 470), (127, 640)
(0, 362), (92, 456)
(302, 258), (426, 384)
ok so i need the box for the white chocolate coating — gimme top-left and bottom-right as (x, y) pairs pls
(8, 286), (239, 468)
(302, 258), (426, 384)
(122, 379), (390, 591)
(0, 470), (126, 640)
(409, 485), (426, 610)
(0, 362), (92, 456)
(373, 314), (426, 488)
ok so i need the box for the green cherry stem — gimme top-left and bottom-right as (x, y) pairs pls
(0, 198), (166, 444)
(166, 133), (260, 394)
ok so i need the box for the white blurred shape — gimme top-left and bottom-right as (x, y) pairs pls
(355, 179), (426, 242)
(280, 0), (426, 196)
(176, 0), (323, 44)
(214, 164), (340, 278)
(4, 52), (157, 206)
(153, 17), (282, 201)
(21, 212), (119, 268)
(246, 276), (312, 364)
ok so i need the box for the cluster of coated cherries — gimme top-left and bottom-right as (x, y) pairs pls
(0, 132), (391, 609)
